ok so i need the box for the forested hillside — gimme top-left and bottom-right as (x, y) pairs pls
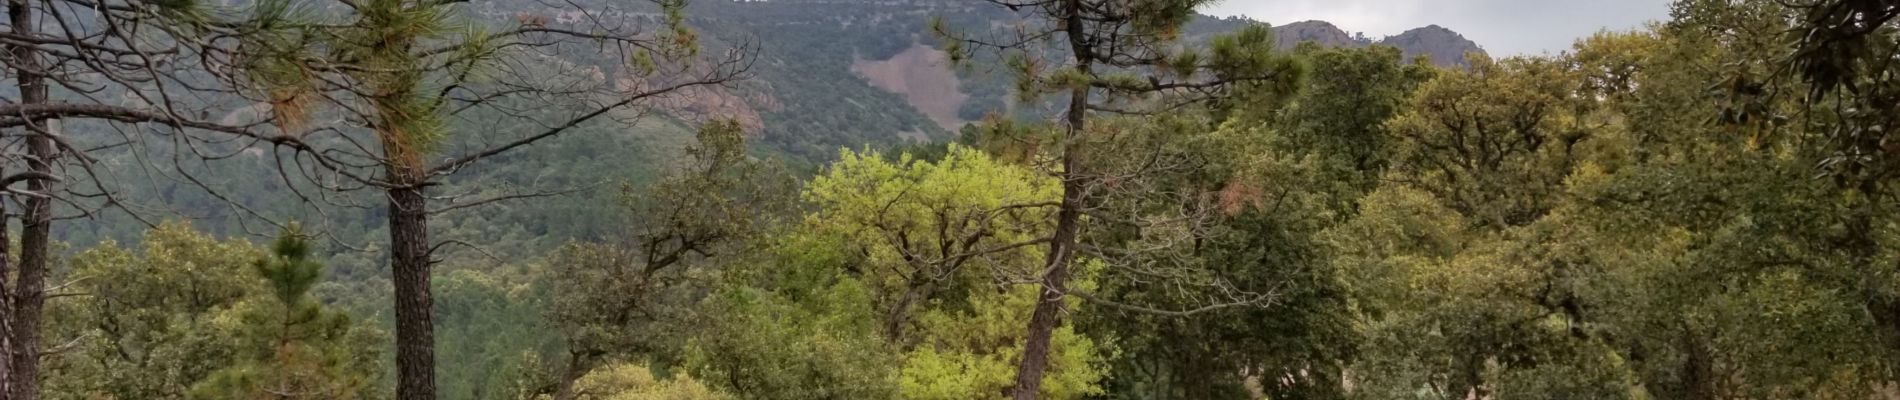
(47, 0), (1490, 287)
(7, 0), (1899, 399)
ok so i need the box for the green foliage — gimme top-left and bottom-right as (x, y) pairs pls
(43, 224), (262, 399)
(45, 2), (1900, 400)
(684, 282), (901, 400)
(524, 119), (797, 398)
(433, 268), (559, 400)
(1321, 48), (1636, 398)
(333, 0), (458, 160)
(1273, 45), (1432, 199)
(190, 226), (388, 399)
(689, 146), (1106, 399)
(1320, 11), (1898, 398)
(42, 224), (385, 400)
(900, 284), (1105, 400)
(534, 363), (730, 400)
(1384, 53), (1590, 228)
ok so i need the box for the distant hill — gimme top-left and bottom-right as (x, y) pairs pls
(1374, 25), (1487, 67)
(1273, 20), (1372, 48)
(463, 0), (1493, 159)
(1196, 18), (1487, 67)
(1254, 20), (1489, 66)
(639, 1), (1494, 157)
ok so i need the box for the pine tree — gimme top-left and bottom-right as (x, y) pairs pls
(935, 2), (1302, 397)
(190, 225), (386, 400)
(226, 3), (750, 396)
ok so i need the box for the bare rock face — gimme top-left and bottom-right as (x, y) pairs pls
(1266, 21), (1486, 67)
(1378, 25), (1486, 67)
(850, 44), (969, 132)
(1273, 20), (1373, 49)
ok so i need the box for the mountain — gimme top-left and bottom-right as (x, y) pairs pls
(655, 1), (1491, 159)
(1378, 25), (1487, 67)
(465, 1), (1493, 163)
(1273, 20), (1373, 48)
(1210, 18), (1487, 67)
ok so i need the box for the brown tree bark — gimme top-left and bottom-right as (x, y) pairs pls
(1009, 175), (1081, 400)
(0, 192), (9, 398)
(1679, 328), (1715, 400)
(1009, 2), (1090, 392)
(10, 142), (50, 400)
(388, 165), (435, 400)
(548, 351), (597, 400)
(6, 0), (52, 398)
(1454, 353), (1487, 400)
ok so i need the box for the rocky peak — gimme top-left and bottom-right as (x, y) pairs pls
(1378, 25), (1486, 67)
(1273, 20), (1374, 48)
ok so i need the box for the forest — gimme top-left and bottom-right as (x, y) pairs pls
(3, 0), (1900, 399)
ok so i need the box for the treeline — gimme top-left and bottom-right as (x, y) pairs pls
(15, 0), (1900, 400)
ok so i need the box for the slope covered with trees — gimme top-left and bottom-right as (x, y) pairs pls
(10, 0), (1900, 399)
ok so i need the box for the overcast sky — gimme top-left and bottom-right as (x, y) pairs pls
(1202, 0), (1673, 56)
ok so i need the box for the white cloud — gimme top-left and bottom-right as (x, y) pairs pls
(1203, 0), (1671, 56)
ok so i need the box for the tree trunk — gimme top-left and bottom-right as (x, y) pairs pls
(1679, 327), (1715, 400)
(1009, 4), (1092, 389)
(549, 351), (596, 400)
(1456, 353), (1490, 400)
(10, 152), (50, 400)
(6, 1), (52, 397)
(0, 199), (9, 398)
(11, 121), (52, 400)
(1009, 175), (1082, 400)
(389, 165), (435, 400)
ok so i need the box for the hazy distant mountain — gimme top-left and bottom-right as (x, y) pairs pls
(1376, 25), (1487, 67)
(473, 0), (1491, 158)
(1258, 20), (1486, 67)
(1273, 20), (1374, 48)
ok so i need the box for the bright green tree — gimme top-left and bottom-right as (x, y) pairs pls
(687, 146), (1107, 400)
(42, 224), (387, 400)
(683, 281), (901, 400)
(534, 363), (729, 400)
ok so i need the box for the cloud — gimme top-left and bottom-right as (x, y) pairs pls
(1203, 0), (1672, 56)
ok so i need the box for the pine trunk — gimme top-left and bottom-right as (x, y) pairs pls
(389, 165), (435, 400)
(1009, 176), (1081, 400)
(0, 200), (9, 398)
(1009, 14), (1092, 391)
(6, 1), (52, 397)
(549, 352), (595, 400)
(1680, 328), (1715, 400)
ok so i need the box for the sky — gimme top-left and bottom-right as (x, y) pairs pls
(1202, 0), (1673, 56)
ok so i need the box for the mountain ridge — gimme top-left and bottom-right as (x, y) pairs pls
(482, 0), (1492, 157)
(1200, 17), (1488, 66)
